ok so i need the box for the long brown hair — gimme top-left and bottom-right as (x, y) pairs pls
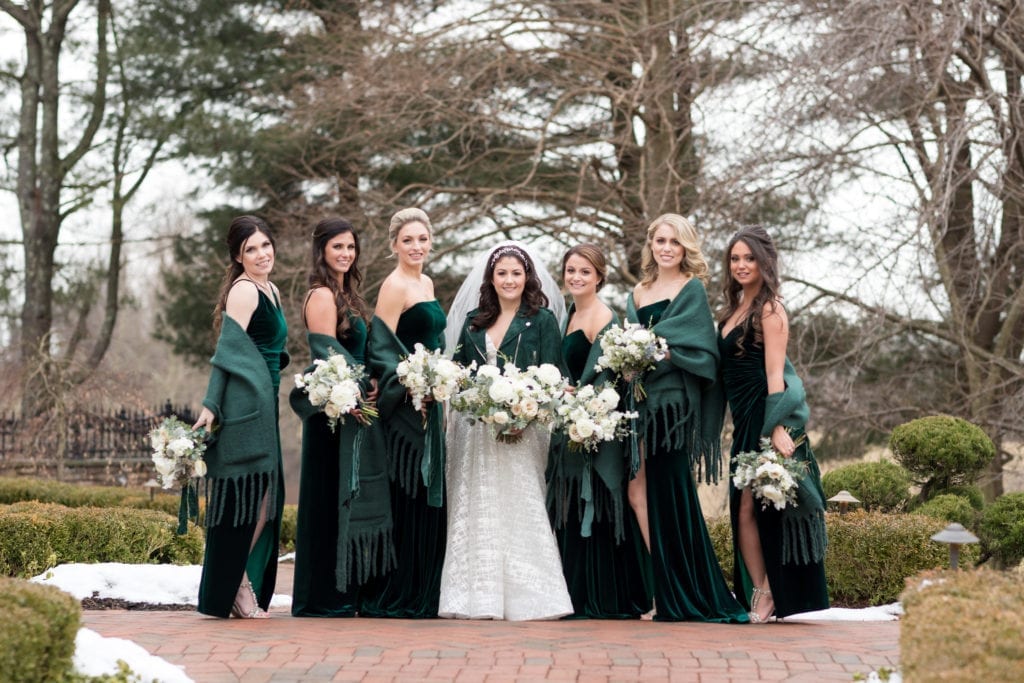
(308, 217), (368, 340)
(718, 225), (782, 348)
(470, 244), (548, 330)
(212, 215), (275, 334)
(562, 243), (607, 291)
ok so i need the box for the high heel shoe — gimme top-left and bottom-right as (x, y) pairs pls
(231, 579), (270, 619)
(748, 586), (775, 624)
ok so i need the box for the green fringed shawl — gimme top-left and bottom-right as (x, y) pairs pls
(367, 316), (445, 507)
(289, 332), (395, 591)
(626, 278), (725, 483)
(548, 310), (628, 543)
(761, 360), (827, 565)
(201, 314), (284, 528)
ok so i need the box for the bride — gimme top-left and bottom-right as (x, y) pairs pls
(439, 241), (573, 621)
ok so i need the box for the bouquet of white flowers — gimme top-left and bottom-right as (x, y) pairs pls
(149, 416), (209, 489)
(396, 343), (474, 414)
(451, 362), (569, 443)
(555, 384), (638, 453)
(732, 435), (808, 511)
(294, 351), (377, 431)
(594, 322), (669, 400)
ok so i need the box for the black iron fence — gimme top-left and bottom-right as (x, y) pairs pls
(0, 401), (197, 465)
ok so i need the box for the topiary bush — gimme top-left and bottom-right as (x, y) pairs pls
(901, 569), (1024, 682)
(822, 461), (911, 512)
(942, 484), (985, 510)
(706, 516), (734, 585)
(889, 415), (995, 502)
(0, 576), (80, 683)
(0, 502), (204, 577)
(826, 511), (979, 606)
(914, 494), (978, 528)
(976, 492), (1024, 568)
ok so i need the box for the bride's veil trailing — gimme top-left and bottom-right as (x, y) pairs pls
(444, 240), (566, 353)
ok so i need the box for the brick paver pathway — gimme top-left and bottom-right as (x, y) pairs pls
(82, 564), (900, 682)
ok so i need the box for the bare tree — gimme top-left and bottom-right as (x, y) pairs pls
(773, 0), (1024, 495)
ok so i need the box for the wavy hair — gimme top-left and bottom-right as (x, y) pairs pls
(307, 217), (368, 340)
(387, 207), (432, 252)
(212, 215), (275, 334)
(470, 244), (548, 330)
(562, 243), (607, 291)
(639, 213), (710, 286)
(718, 225), (782, 349)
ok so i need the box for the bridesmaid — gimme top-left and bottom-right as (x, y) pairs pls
(193, 215), (287, 619)
(718, 225), (828, 622)
(547, 244), (652, 618)
(363, 207), (448, 618)
(290, 217), (392, 617)
(625, 214), (747, 623)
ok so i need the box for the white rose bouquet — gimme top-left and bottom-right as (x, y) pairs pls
(732, 435), (809, 511)
(149, 416), (210, 489)
(294, 351), (377, 431)
(451, 362), (569, 444)
(555, 384), (638, 453)
(594, 322), (669, 400)
(396, 343), (474, 416)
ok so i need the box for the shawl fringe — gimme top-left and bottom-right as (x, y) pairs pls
(640, 403), (723, 484)
(781, 507), (828, 565)
(336, 525), (396, 592)
(204, 469), (278, 528)
(386, 428), (425, 498)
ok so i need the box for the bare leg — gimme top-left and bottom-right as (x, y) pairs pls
(737, 487), (774, 621)
(627, 457), (650, 552)
(232, 493), (271, 619)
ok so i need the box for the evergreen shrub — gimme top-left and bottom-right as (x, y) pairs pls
(0, 576), (80, 683)
(821, 461), (911, 512)
(901, 569), (1024, 682)
(976, 493), (1024, 568)
(707, 511), (980, 606)
(0, 502), (204, 578)
(280, 504), (298, 553)
(914, 494), (977, 527)
(889, 415), (995, 501)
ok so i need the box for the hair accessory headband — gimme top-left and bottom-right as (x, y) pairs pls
(488, 245), (531, 273)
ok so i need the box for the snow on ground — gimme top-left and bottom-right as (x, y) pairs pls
(31, 561), (899, 682)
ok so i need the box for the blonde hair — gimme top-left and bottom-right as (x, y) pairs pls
(388, 207), (432, 246)
(639, 213), (709, 286)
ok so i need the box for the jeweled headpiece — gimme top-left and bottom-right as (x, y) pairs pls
(488, 245), (531, 272)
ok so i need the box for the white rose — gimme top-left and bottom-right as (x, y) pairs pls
(167, 437), (193, 458)
(477, 364), (501, 380)
(760, 484), (785, 508)
(308, 385), (330, 407)
(396, 360), (410, 377)
(534, 363), (563, 387)
(324, 402), (342, 419)
(568, 424), (582, 443)
(488, 378), (515, 403)
(432, 385), (452, 402)
(192, 459), (207, 477)
(492, 411), (510, 425)
(575, 419), (596, 439)
(597, 387), (620, 409)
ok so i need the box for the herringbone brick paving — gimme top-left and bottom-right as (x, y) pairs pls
(82, 563), (899, 682)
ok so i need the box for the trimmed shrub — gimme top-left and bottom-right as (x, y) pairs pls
(889, 415), (995, 501)
(708, 510), (974, 607)
(0, 576), (80, 683)
(0, 502), (204, 577)
(976, 493), (1024, 568)
(822, 461), (911, 512)
(901, 569), (1024, 682)
(827, 510), (979, 606)
(0, 476), (190, 517)
(706, 516), (734, 584)
(943, 484), (985, 510)
(280, 504), (298, 553)
(914, 494), (978, 527)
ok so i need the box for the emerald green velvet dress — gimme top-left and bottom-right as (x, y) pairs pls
(198, 289), (286, 617)
(360, 300), (448, 618)
(548, 319), (652, 619)
(634, 299), (747, 623)
(292, 315), (369, 617)
(719, 323), (829, 618)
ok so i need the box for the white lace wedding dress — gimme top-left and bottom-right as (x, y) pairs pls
(438, 339), (573, 621)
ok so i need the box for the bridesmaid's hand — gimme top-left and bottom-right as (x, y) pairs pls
(193, 407), (216, 433)
(771, 425), (795, 458)
(365, 378), (380, 403)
